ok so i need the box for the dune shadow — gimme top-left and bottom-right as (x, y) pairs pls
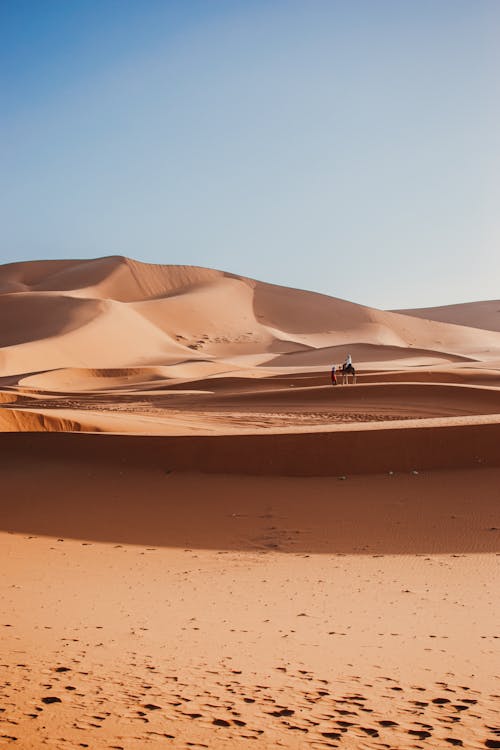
(1, 451), (499, 554)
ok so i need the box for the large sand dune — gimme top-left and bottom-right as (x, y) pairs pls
(395, 298), (500, 332)
(3, 256), (500, 379)
(1, 257), (499, 749)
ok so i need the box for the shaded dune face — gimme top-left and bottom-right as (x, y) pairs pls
(0, 258), (79, 292)
(252, 280), (367, 334)
(0, 408), (88, 432)
(0, 293), (105, 346)
(1, 459), (499, 553)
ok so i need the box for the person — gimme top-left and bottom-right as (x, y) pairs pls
(342, 353), (356, 383)
(331, 364), (337, 386)
(343, 353), (353, 370)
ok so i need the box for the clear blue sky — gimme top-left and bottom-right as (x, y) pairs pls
(1, 0), (499, 308)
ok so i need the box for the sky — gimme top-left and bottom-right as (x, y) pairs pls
(1, 0), (499, 309)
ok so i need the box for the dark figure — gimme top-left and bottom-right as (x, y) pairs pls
(341, 353), (356, 384)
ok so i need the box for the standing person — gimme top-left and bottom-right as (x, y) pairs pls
(331, 364), (337, 386)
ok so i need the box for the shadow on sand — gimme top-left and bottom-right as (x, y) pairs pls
(1, 444), (499, 554)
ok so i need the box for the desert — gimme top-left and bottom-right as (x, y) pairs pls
(0, 256), (499, 749)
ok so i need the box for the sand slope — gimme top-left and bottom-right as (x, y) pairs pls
(2, 256), (500, 469)
(395, 299), (500, 333)
(3, 256), (500, 379)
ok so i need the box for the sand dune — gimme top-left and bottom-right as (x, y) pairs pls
(0, 292), (105, 347)
(0, 391), (17, 404)
(17, 366), (176, 392)
(2, 411), (500, 471)
(12, 361), (235, 392)
(2, 257), (500, 749)
(0, 255), (222, 300)
(0, 408), (91, 432)
(395, 298), (500, 332)
(3, 256), (500, 379)
(266, 341), (476, 367)
(0, 296), (203, 377)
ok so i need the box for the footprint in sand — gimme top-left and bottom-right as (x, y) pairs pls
(408, 728), (432, 740)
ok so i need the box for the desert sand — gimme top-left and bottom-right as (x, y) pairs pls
(1, 256), (499, 749)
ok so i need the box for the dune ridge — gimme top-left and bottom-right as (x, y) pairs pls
(2, 412), (500, 473)
(2, 255), (500, 461)
(3, 256), (500, 379)
(395, 298), (500, 332)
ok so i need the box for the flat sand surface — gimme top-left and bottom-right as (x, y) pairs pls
(1, 258), (499, 748)
(1, 465), (499, 749)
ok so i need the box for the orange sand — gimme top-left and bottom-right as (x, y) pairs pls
(1, 257), (499, 749)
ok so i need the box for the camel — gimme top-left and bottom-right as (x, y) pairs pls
(341, 363), (356, 384)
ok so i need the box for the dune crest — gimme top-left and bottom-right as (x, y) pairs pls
(395, 298), (500, 332)
(2, 256), (500, 379)
(2, 255), (500, 450)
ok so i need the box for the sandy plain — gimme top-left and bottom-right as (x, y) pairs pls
(1, 257), (499, 749)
